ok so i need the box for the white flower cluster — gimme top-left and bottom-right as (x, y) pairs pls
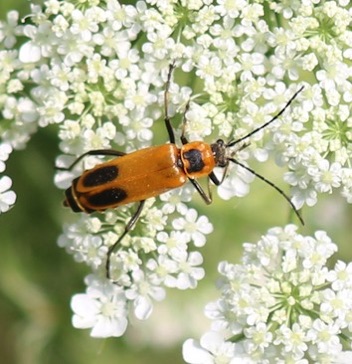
(183, 225), (352, 363)
(60, 192), (212, 337)
(1, 0), (352, 340)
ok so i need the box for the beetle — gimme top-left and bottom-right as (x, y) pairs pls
(63, 64), (304, 279)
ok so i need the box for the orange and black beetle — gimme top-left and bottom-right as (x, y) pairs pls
(63, 65), (304, 279)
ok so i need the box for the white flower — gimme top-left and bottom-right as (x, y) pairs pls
(0, 10), (22, 48)
(123, 81), (157, 112)
(328, 261), (352, 291)
(82, 123), (116, 150)
(0, 176), (16, 213)
(309, 158), (342, 193)
(183, 331), (253, 364)
(19, 20), (56, 63)
(215, 0), (247, 18)
(217, 162), (255, 200)
(184, 103), (212, 140)
(159, 186), (193, 214)
(172, 250), (205, 290)
(239, 52), (266, 81)
(172, 208), (213, 247)
(36, 91), (67, 127)
(196, 55), (222, 84)
(0, 143), (12, 173)
(320, 289), (350, 322)
(110, 46), (140, 79)
(71, 275), (128, 338)
(244, 322), (273, 354)
(156, 230), (189, 257)
(70, 8), (102, 43)
(142, 26), (174, 59)
(120, 110), (153, 143)
(57, 216), (105, 266)
(146, 254), (178, 287)
(274, 323), (308, 359)
(306, 319), (342, 355)
(125, 269), (166, 320)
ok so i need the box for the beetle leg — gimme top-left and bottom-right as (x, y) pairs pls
(190, 178), (212, 205)
(164, 63), (176, 144)
(208, 171), (221, 186)
(57, 149), (126, 171)
(192, 169), (226, 205)
(208, 162), (231, 186)
(193, 166), (230, 205)
(106, 200), (146, 280)
(180, 100), (191, 145)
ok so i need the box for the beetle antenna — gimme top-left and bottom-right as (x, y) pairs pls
(229, 157), (304, 225)
(228, 86), (304, 148)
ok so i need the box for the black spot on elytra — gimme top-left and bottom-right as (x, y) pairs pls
(83, 165), (118, 187)
(88, 188), (127, 207)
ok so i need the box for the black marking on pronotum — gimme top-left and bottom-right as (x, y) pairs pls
(88, 188), (127, 207)
(184, 149), (205, 173)
(83, 165), (118, 187)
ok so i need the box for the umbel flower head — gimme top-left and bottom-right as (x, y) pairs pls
(1, 0), (352, 340)
(183, 225), (352, 363)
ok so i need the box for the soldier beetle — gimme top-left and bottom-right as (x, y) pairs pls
(63, 65), (304, 279)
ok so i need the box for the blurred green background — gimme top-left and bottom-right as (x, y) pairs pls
(1, 2), (352, 364)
